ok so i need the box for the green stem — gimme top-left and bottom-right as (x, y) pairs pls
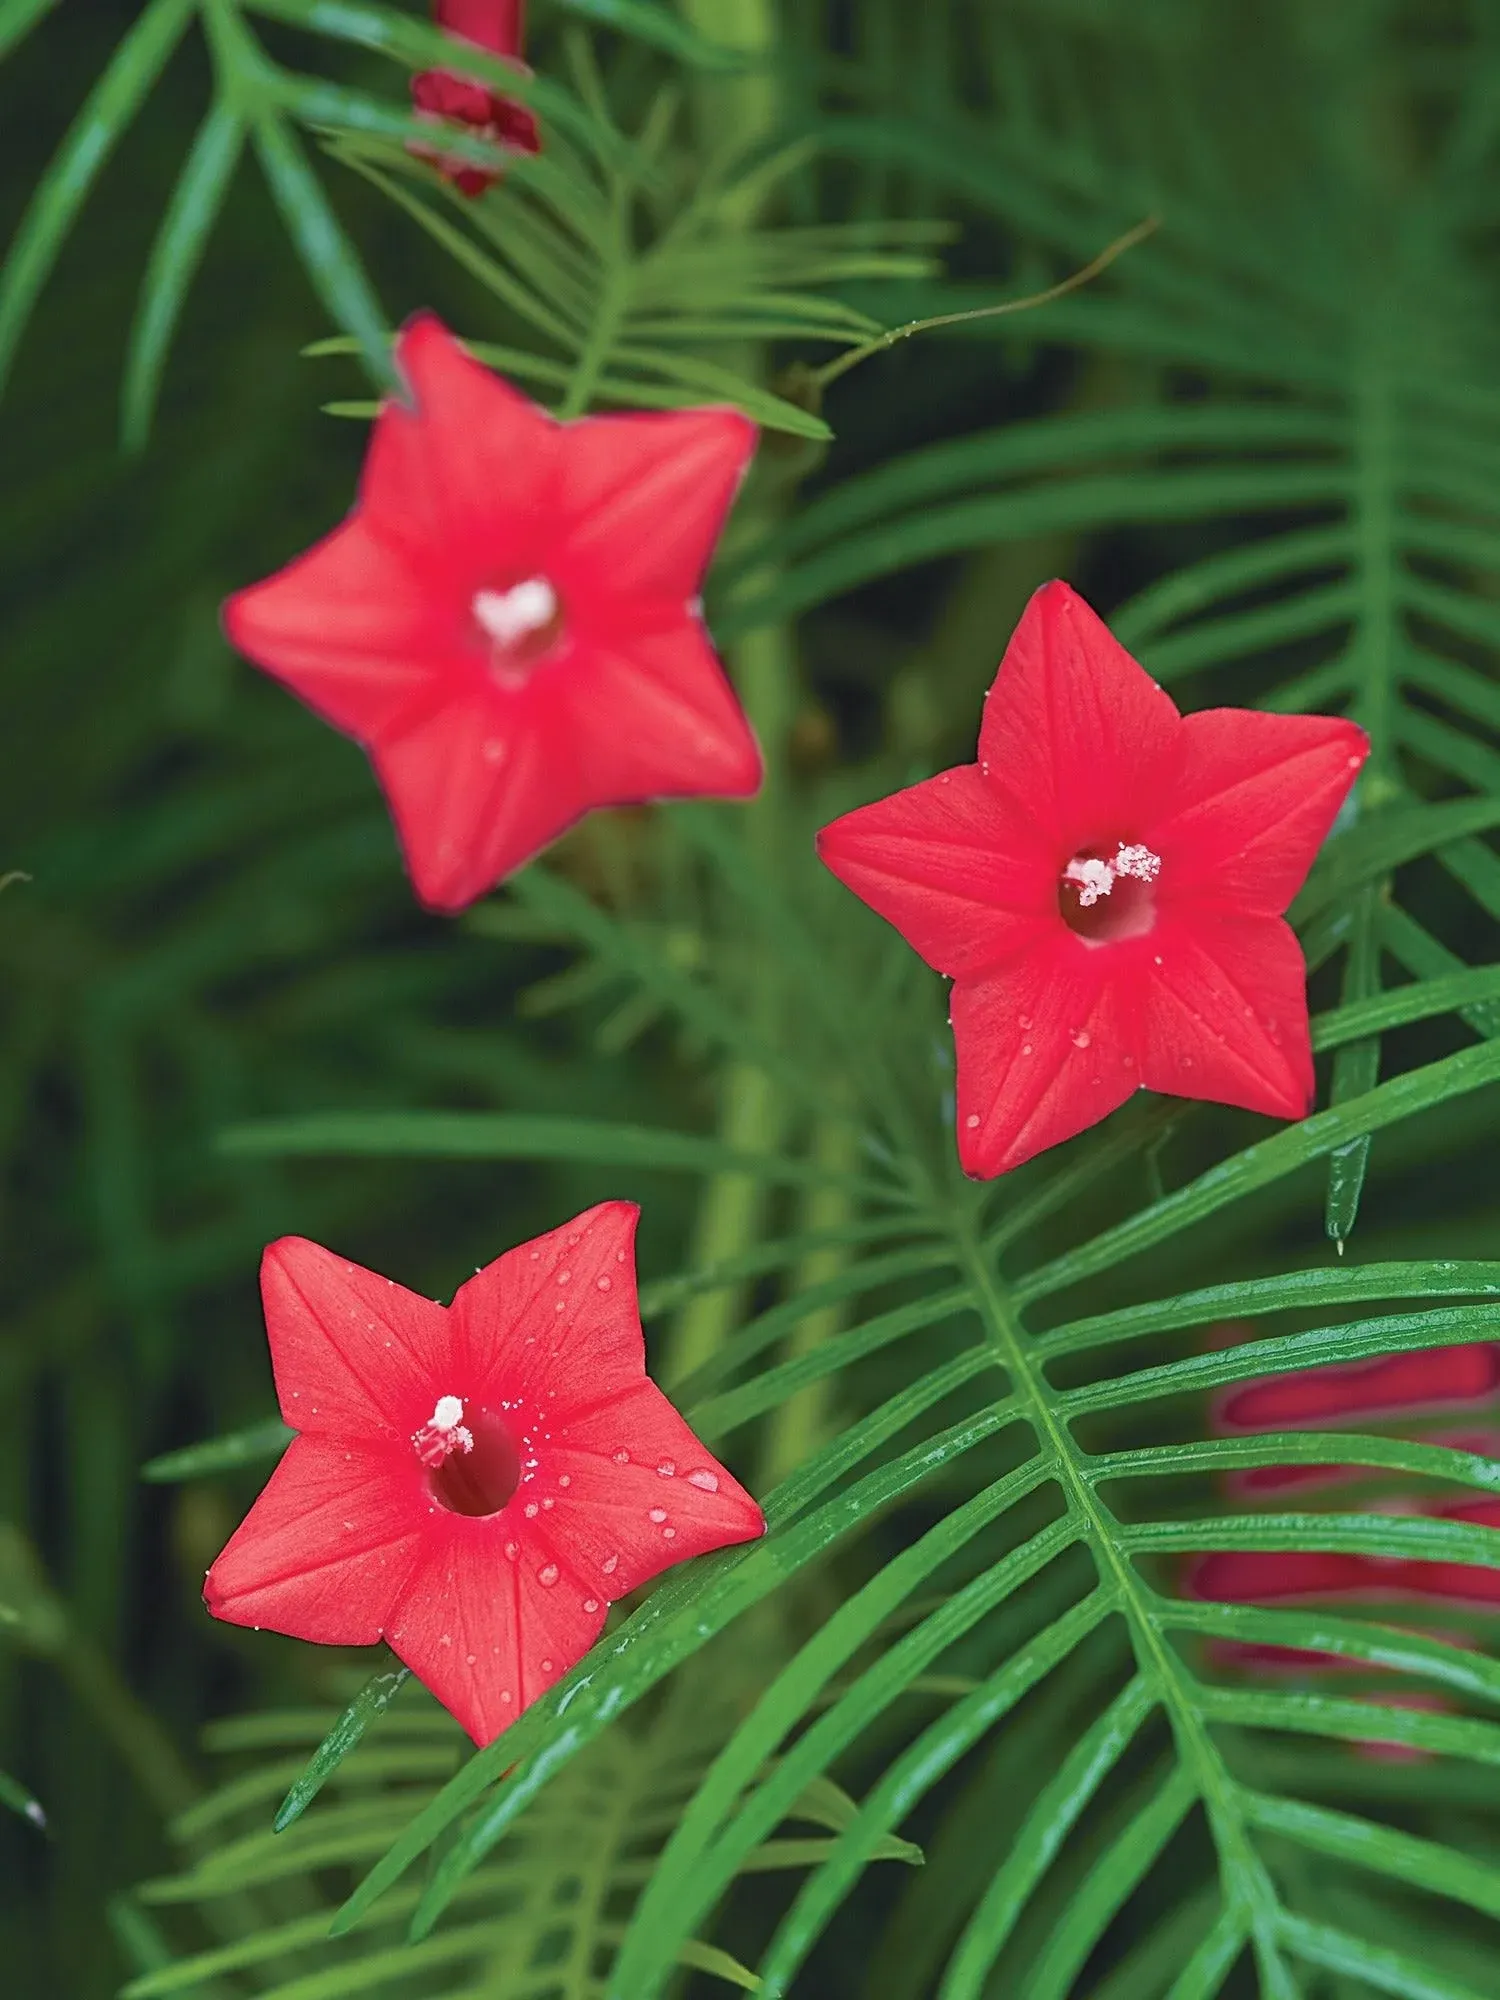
(757, 1112), (861, 1488)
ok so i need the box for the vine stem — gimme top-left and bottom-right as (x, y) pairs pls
(811, 215), (1160, 393)
(951, 1209), (1298, 1997)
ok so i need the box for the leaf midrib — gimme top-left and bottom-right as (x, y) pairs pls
(953, 1211), (1297, 1996)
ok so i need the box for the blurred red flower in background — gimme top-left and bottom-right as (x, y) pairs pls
(817, 580), (1368, 1177)
(1185, 1324), (1500, 1752)
(205, 1203), (764, 1745)
(224, 314), (762, 912)
(411, 0), (540, 197)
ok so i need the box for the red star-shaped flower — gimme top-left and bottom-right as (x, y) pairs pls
(224, 314), (762, 911)
(817, 580), (1369, 1177)
(411, 0), (540, 197)
(204, 1203), (764, 1745)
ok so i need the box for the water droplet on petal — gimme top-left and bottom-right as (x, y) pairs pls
(505, 1541), (518, 1560)
(1021, 1043), (1033, 1057)
(649, 1507), (668, 1523)
(686, 1469), (719, 1493)
(965, 1113), (980, 1129)
(613, 1449), (630, 1465)
(537, 1563), (559, 1587)
(1072, 1030), (1091, 1049)
(584, 1597), (599, 1613)
(557, 1269), (571, 1285)
(656, 1460), (676, 1478)
(596, 1275), (612, 1291)
(466, 1652), (476, 1664)
(541, 1656), (554, 1673)
(1018, 1014), (1033, 1029)
(1179, 1054), (1194, 1070)
(663, 1526), (677, 1539)
(602, 1553), (619, 1575)
(524, 1501), (539, 1518)
(558, 1474), (572, 1489)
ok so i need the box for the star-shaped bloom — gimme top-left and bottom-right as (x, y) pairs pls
(817, 580), (1369, 1177)
(204, 1203), (764, 1745)
(224, 314), (762, 911)
(411, 0), (541, 196)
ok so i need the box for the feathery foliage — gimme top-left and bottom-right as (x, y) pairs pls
(8, 1), (1500, 1995)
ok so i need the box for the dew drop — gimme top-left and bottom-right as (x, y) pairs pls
(1018, 1014), (1033, 1029)
(613, 1449), (631, 1466)
(558, 1474), (572, 1489)
(505, 1541), (519, 1559)
(1179, 1054), (1194, 1070)
(965, 1113), (980, 1129)
(1021, 1043), (1033, 1057)
(1071, 1030), (1091, 1049)
(663, 1526), (677, 1539)
(541, 1657), (554, 1673)
(602, 1553), (619, 1575)
(596, 1275), (612, 1292)
(648, 1507), (668, 1523)
(502, 1689), (514, 1704)
(1153, 954), (1163, 966)
(616, 1248), (627, 1262)
(542, 1497), (555, 1510)
(657, 1460), (676, 1478)
(557, 1269), (571, 1285)
(554, 1299), (566, 1313)
(466, 1652), (476, 1664)
(686, 1469), (719, 1493)
(524, 1501), (539, 1519)
(537, 1563), (559, 1587)
(529, 1250), (541, 1261)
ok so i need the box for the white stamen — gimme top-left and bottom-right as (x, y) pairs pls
(1063, 842), (1161, 907)
(1063, 856), (1115, 908)
(412, 1393), (473, 1466)
(1112, 843), (1162, 884)
(473, 578), (557, 649)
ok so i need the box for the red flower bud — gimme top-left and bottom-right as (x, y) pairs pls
(412, 0), (539, 197)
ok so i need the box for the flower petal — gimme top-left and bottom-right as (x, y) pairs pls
(435, 0), (526, 55)
(951, 943), (1140, 1176)
(361, 314), (560, 570)
(977, 580), (1184, 852)
(261, 1236), (452, 1438)
(372, 695), (577, 911)
(386, 1526), (606, 1744)
(222, 518), (455, 743)
(560, 626), (762, 804)
(1151, 708), (1369, 915)
(1219, 1347), (1500, 1432)
(555, 407), (757, 602)
(541, 1378), (764, 1594)
(816, 766), (1056, 977)
(204, 1435), (425, 1643)
(1137, 912), (1311, 1119)
(449, 1201), (649, 1418)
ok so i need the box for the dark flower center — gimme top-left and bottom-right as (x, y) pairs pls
(1058, 841), (1160, 945)
(472, 577), (564, 686)
(425, 1404), (522, 1517)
